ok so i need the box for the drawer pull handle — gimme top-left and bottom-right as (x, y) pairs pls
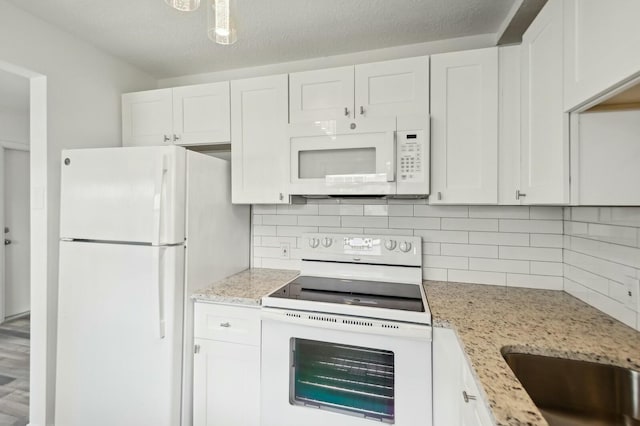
(220, 322), (231, 328)
(462, 390), (476, 403)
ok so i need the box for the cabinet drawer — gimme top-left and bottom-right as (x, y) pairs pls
(194, 303), (261, 346)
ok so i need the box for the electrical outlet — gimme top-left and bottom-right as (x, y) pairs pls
(280, 243), (290, 259)
(623, 276), (640, 311)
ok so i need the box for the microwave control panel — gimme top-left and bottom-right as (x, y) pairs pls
(397, 130), (425, 182)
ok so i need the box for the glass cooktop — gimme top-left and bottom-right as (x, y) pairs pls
(268, 276), (424, 312)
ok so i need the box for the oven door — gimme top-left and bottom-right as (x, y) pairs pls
(288, 118), (397, 195)
(261, 308), (432, 426)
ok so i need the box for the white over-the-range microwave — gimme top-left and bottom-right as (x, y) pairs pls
(288, 116), (430, 197)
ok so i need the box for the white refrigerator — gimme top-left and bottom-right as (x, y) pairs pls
(55, 146), (250, 426)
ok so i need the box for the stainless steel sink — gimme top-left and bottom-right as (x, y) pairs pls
(502, 352), (640, 426)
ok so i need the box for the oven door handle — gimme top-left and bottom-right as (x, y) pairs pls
(261, 308), (432, 340)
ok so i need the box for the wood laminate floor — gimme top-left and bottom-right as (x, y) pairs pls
(0, 316), (29, 426)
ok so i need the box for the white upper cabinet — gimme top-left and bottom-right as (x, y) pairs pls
(354, 56), (429, 118)
(430, 47), (498, 204)
(564, 0), (640, 111)
(122, 83), (231, 147)
(289, 66), (355, 122)
(122, 89), (173, 147)
(520, 0), (569, 205)
(289, 57), (429, 123)
(231, 74), (289, 204)
(172, 82), (230, 145)
(498, 45), (522, 205)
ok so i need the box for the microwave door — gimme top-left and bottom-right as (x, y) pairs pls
(289, 124), (396, 195)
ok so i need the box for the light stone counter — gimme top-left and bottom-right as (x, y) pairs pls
(424, 280), (640, 426)
(192, 268), (298, 305)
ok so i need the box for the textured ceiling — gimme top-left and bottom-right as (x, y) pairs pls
(7, 0), (518, 78)
(0, 69), (29, 114)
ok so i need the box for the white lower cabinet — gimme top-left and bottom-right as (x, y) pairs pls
(193, 302), (261, 426)
(433, 327), (494, 426)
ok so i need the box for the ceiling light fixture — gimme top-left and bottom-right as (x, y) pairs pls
(207, 0), (238, 45)
(165, 0), (200, 12)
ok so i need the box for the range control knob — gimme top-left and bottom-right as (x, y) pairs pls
(308, 238), (320, 248)
(384, 239), (397, 251)
(322, 237), (332, 248)
(399, 241), (412, 253)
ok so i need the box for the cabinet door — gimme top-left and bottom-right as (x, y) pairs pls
(231, 75), (289, 204)
(564, 0), (640, 110)
(498, 46), (522, 205)
(172, 82), (230, 145)
(193, 339), (260, 426)
(122, 89), (173, 147)
(289, 66), (355, 122)
(520, 0), (569, 204)
(355, 56), (429, 118)
(431, 48), (498, 204)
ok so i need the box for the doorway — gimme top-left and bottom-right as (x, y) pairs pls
(0, 67), (30, 323)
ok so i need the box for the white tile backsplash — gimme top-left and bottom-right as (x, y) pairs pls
(564, 207), (640, 330)
(251, 203), (640, 330)
(252, 202), (563, 290)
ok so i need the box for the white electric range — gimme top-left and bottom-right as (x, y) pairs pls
(261, 233), (432, 426)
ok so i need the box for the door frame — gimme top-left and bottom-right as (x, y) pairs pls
(0, 140), (30, 323)
(0, 59), (48, 426)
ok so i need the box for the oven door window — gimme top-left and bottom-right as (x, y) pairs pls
(290, 338), (395, 423)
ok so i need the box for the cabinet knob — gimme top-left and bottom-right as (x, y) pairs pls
(359, 105), (365, 116)
(220, 322), (231, 328)
(516, 190), (527, 199)
(344, 107), (350, 117)
(279, 192), (284, 201)
(173, 134), (181, 142)
(163, 135), (171, 142)
(462, 391), (477, 403)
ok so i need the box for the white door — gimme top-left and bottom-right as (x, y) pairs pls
(4, 149), (30, 318)
(193, 339), (260, 426)
(289, 66), (355, 122)
(59, 146), (186, 244)
(56, 242), (184, 426)
(231, 75), (289, 204)
(122, 88), (173, 147)
(431, 47), (499, 204)
(520, 0), (569, 204)
(173, 82), (231, 145)
(355, 56), (429, 118)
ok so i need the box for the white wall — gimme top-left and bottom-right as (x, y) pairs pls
(0, 1), (157, 424)
(158, 34), (495, 87)
(0, 109), (29, 145)
(564, 207), (640, 331)
(253, 201), (565, 290)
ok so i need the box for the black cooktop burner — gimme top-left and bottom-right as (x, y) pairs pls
(269, 276), (424, 312)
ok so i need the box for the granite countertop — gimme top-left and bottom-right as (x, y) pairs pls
(192, 268), (298, 305)
(424, 280), (640, 426)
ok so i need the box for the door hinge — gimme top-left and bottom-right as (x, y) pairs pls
(194, 344), (200, 354)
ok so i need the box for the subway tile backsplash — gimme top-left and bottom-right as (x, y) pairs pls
(563, 207), (640, 331)
(251, 202), (640, 331)
(251, 201), (565, 290)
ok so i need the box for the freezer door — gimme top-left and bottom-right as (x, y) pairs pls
(55, 241), (185, 426)
(60, 146), (186, 244)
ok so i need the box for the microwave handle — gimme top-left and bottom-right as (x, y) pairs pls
(386, 131), (396, 182)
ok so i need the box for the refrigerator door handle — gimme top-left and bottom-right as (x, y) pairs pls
(152, 247), (166, 339)
(152, 155), (168, 246)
